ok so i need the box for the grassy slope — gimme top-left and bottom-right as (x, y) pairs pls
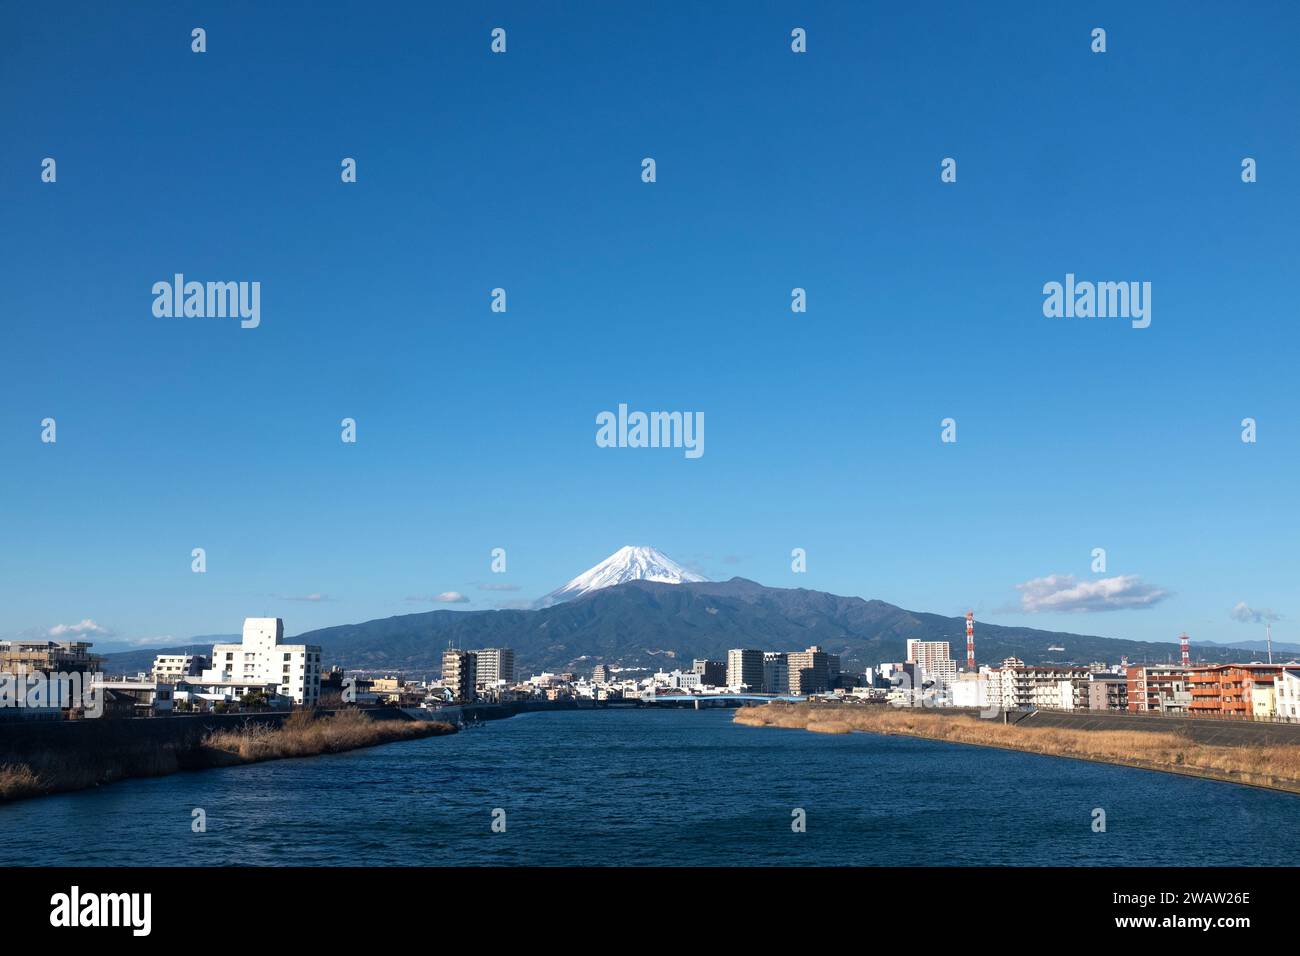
(734, 703), (1300, 794)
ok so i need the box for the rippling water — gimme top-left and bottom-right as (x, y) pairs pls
(3, 708), (1297, 866)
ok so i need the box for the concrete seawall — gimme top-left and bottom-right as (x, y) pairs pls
(0, 706), (413, 758)
(0, 706), (424, 800)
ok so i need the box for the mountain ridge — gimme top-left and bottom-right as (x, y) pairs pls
(101, 577), (1270, 676)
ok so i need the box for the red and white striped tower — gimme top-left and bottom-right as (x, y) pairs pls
(966, 611), (976, 671)
(1179, 632), (1190, 668)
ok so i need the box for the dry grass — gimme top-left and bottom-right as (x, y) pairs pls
(735, 703), (1300, 793)
(202, 709), (452, 763)
(0, 710), (457, 803)
(0, 763), (43, 801)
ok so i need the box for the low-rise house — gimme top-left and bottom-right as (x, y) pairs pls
(90, 679), (173, 717)
(174, 678), (292, 711)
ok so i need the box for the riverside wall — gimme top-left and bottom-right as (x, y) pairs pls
(0, 706), (424, 799)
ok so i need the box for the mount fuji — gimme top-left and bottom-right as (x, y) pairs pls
(535, 546), (708, 608)
(101, 551), (1253, 677)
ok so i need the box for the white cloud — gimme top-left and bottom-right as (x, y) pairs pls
(407, 592), (470, 604)
(48, 618), (111, 637)
(279, 593), (331, 602)
(1229, 602), (1281, 624)
(1015, 574), (1169, 613)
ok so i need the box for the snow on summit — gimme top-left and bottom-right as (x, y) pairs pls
(536, 546), (708, 607)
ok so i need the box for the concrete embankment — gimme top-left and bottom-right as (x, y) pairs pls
(734, 703), (1300, 795)
(0, 707), (451, 803)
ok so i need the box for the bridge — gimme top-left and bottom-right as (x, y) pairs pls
(637, 693), (806, 709)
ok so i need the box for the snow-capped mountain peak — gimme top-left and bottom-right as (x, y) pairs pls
(536, 546), (708, 607)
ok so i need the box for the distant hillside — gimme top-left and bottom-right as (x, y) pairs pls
(282, 578), (1248, 676)
(100, 639), (234, 676)
(1201, 638), (1300, 656)
(102, 579), (1263, 678)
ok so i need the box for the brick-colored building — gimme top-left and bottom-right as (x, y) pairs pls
(1187, 664), (1285, 717)
(1125, 665), (1191, 713)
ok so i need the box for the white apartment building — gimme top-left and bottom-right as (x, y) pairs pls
(1275, 670), (1300, 721)
(1252, 681), (1277, 719)
(652, 670), (700, 690)
(472, 647), (516, 688)
(949, 671), (988, 709)
(151, 653), (210, 683)
(989, 662), (1090, 711)
(906, 639), (958, 689)
(200, 618), (322, 706)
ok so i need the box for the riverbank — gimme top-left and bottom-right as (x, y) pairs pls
(734, 703), (1300, 794)
(0, 709), (454, 803)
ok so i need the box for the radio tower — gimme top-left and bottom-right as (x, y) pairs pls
(1179, 632), (1190, 668)
(966, 611), (976, 671)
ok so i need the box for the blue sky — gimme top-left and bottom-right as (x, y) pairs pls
(2, 1), (1297, 653)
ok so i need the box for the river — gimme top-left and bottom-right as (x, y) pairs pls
(3, 708), (1296, 866)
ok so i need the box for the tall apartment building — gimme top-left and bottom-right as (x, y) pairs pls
(151, 653), (210, 683)
(726, 649), (764, 691)
(442, 649), (477, 701)
(472, 648), (515, 688)
(200, 618), (322, 706)
(906, 640), (958, 689)
(787, 646), (830, 696)
(762, 652), (789, 695)
(692, 659), (726, 687)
